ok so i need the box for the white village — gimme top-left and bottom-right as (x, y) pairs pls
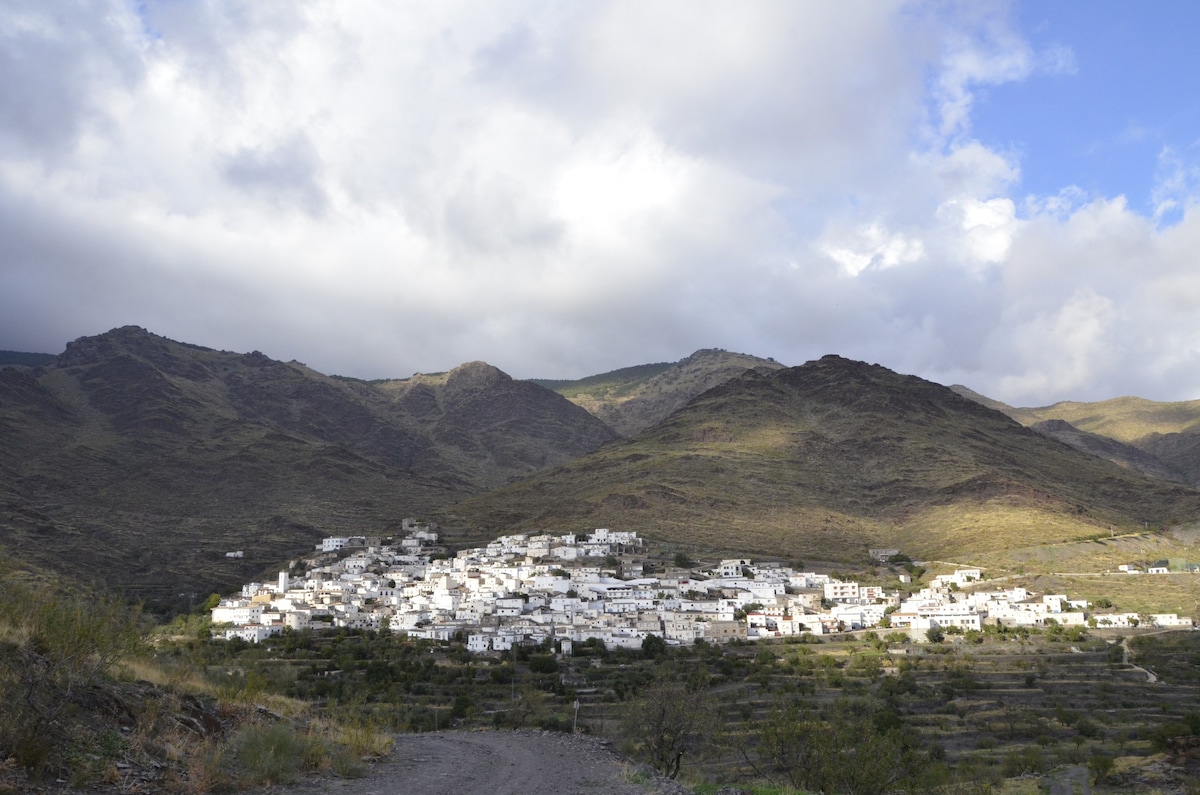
(212, 521), (1195, 651)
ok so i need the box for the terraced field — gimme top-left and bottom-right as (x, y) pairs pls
(189, 627), (1200, 791)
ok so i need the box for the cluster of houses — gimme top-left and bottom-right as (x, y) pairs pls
(211, 522), (1194, 649)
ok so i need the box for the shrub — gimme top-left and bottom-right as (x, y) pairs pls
(228, 722), (312, 786)
(1089, 752), (1115, 784)
(528, 654), (559, 674)
(0, 571), (142, 773)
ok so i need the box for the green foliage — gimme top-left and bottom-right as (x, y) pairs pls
(753, 698), (928, 795)
(528, 654), (559, 674)
(0, 569), (142, 773)
(1088, 751), (1115, 784)
(642, 633), (667, 659)
(1000, 745), (1046, 777)
(622, 670), (714, 779)
(228, 722), (314, 786)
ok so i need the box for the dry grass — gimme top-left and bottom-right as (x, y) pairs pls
(118, 656), (213, 694)
(994, 531), (1195, 572)
(1025, 396), (1200, 443)
(898, 503), (1113, 560)
(445, 356), (1200, 568)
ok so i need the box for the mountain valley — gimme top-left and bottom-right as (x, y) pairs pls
(3, 327), (1200, 610)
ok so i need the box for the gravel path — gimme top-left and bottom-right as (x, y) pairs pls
(281, 730), (693, 795)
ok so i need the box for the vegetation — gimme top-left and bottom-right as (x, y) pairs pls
(530, 348), (784, 436)
(749, 699), (931, 794)
(10, 329), (1200, 793)
(0, 326), (615, 605)
(121, 611), (1200, 792)
(0, 561), (142, 774)
(0, 350), (55, 367)
(446, 355), (1200, 566)
(4, 543), (1200, 793)
(0, 562), (390, 792)
(622, 670), (714, 779)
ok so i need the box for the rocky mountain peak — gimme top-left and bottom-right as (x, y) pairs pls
(445, 361), (509, 392)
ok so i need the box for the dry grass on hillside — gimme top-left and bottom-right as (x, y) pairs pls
(1027, 396), (1200, 443)
(895, 503), (1115, 560)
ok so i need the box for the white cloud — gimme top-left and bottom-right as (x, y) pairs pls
(937, 196), (1016, 265)
(1152, 145), (1200, 226)
(821, 222), (926, 277)
(994, 288), (1118, 402)
(2, 1), (1200, 406)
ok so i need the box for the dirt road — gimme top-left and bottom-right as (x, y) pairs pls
(284, 730), (693, 795)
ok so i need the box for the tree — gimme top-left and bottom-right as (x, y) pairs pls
(641, 634), (667, 659)
(528, 654), (559, 674)
(1089, 752), (1115, 784)
(753, 699), (928, 795)
(623, 671), (713, 779)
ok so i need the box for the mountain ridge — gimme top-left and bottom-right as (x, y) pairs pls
(5, 328), (1200, 604)
(533, 347), (785, 435)
(0, 326), (614, 605)
(951, 385), (1200, 487)
(440, 355), (1200, 563)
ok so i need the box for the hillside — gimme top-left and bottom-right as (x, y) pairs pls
(0, 327), (614, 605)
(440, 356), (1200, 563)
(533, 348), (785, 435)
(952, 387), (1200, 486)
(0, 349), (55, 368)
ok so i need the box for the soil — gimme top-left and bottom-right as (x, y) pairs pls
(279, 730), (693, 795)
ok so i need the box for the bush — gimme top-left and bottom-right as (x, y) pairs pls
(0, 571), (142, 773)
(1001, 746), (1046, 777)
(1089, 752), (1115, 784)
(228, 722), (313, 786)
(528, 654), (559, 674)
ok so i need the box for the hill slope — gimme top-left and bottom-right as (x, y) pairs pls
(441, 356), (1200, 563)
(0, 350), (56, 368)
(533, 348), (785, 435)
(1020, 397), (1200, 487)
(951, 387), (1200, 486)
(0, 327), (614, 604)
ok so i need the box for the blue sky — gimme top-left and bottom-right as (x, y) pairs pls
(2, 0), (1200, 405)
(975, 2), (1200, 221)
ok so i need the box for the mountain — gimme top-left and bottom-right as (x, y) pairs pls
(532, 348), (785, 435)
(441, 356), (1200, 564)
(1019, 397), (1200, 487)
(0, 350), (56, 368)
(951, 387), (1200, 487)
(0, 327), (614, 605)
(1027, 419), (1189, 485)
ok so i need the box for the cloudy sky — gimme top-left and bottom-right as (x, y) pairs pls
(2, 1), (1199, 405)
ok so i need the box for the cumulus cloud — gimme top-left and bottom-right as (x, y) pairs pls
(0, 0), (1198, 405)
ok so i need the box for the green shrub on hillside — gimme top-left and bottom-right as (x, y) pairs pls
(0, 567), (142, 773)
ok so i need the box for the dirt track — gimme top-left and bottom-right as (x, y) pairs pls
(284, 730), (692, 795)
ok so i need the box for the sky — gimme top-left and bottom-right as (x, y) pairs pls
(2, 1), (1200, 406)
